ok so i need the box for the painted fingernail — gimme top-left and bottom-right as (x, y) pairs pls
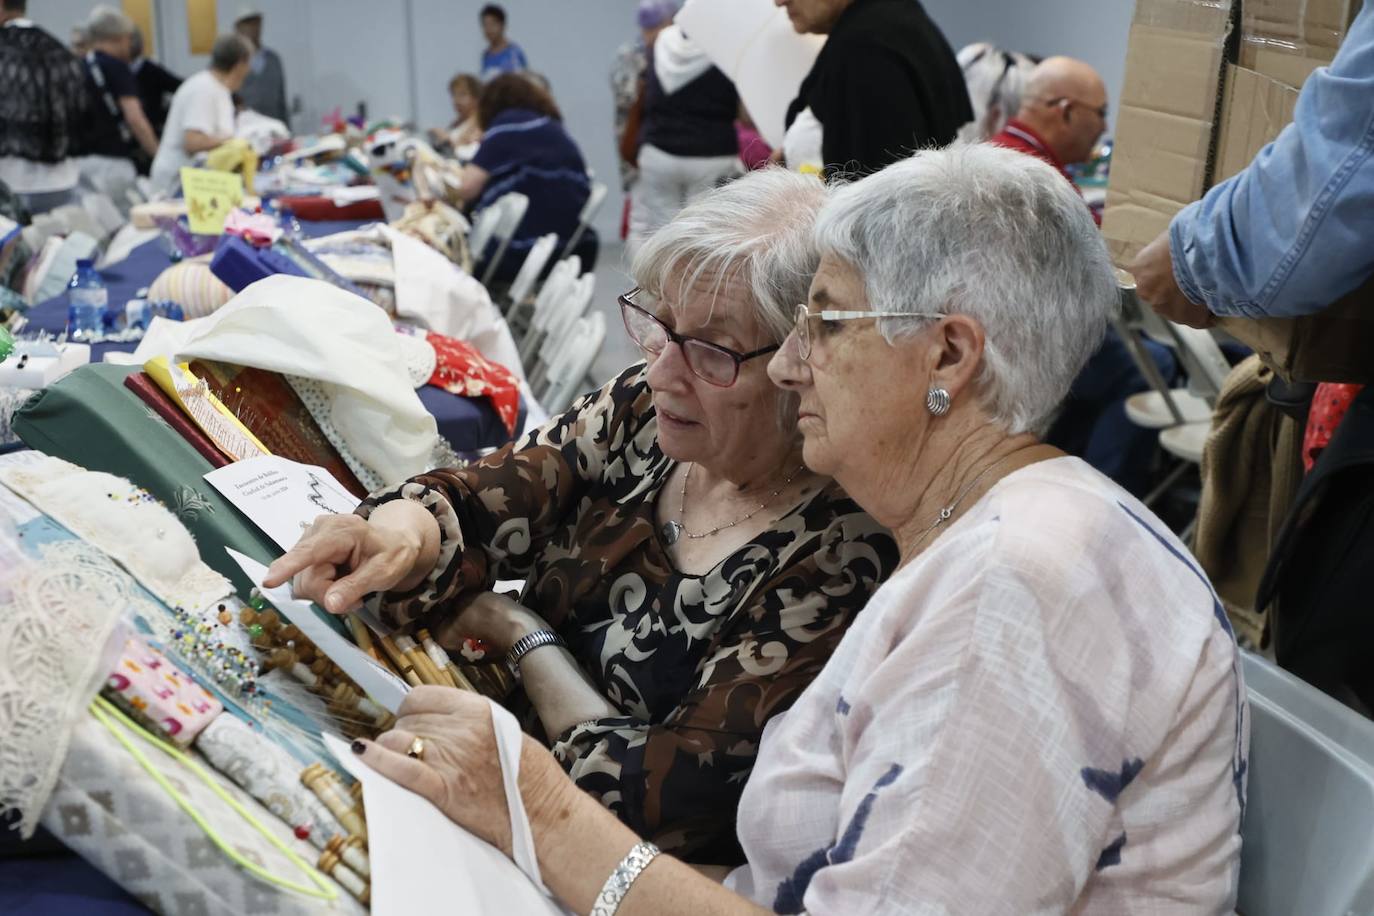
(350, 740), (366, 755)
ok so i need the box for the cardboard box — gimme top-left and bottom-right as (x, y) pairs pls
(1104, 0), (1363, 265)
(1105, 0), (1371, 382)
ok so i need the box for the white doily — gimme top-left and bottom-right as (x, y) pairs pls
(0, 540), (159, 837)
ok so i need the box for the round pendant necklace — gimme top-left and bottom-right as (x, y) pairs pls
(662, 461), (806, 545)
(910, 453), (1017, 548)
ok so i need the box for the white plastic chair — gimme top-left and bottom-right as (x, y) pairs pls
(517, 256), (580, 360)
(532, 273), (596, 391)
(1238, 651), (1374, 916)
(467, 204), (502, 263)
(504, 233), (559, 319)
(558, 181), (609, 261)
(478, 192), (531, 288)
(541, 312), (607, 412)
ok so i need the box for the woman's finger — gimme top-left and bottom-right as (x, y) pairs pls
(350, 738), (446, 803)
(293, 562), (342, 605)
(264, 524), (357, 587)
(322, 550), (409, 614)
(391, 711), (483, 743)
(374, 728), (417, 757)
(398, 684), (484, 718)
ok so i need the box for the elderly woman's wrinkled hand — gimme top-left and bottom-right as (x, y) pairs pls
(430, 589), (547, 655)
(351, 686), (571, 858)
(262, 500), (439, 614)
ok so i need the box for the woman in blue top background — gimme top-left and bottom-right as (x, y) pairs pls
(479, 4), (528, 81)
(456, 73), (596, 281)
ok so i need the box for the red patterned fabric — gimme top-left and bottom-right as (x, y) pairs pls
(273, 194), (385, 222)
(425, 331), (520, 436)
(1303, 382), (1364, 472)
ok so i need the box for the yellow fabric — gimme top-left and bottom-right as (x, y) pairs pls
(205, 139), (259, 195)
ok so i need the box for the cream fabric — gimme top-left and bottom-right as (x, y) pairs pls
(0, 456), (231, 611)
(726, 458), (1249, 915)
(131, 275), (440, 484)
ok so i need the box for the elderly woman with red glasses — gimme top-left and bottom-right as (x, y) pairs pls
(267, 167), (897, 861)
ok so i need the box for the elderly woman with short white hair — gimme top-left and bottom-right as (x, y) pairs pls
(344, 144), (1248, 914)
(267, 167), (896, 861)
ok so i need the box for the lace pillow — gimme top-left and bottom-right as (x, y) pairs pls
(0, 456), (231, 611)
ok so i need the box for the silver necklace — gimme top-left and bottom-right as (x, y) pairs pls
(910, 453), (1016, 548)
(661, 461), (806, 545)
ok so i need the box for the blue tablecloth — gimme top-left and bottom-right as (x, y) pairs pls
(21, 220), (515, 453)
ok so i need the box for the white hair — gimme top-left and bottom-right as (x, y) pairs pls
(956, 42), (1036, 142)
(631, 167), (827, 347)
(814, 143), (1118, 435)
(86, 5), (134, 41)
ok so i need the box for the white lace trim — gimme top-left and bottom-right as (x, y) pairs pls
(0, 540), (156, 837)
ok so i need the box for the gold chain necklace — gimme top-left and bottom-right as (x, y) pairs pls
(661, 461), (806, 545)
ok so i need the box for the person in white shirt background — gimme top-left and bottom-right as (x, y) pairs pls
(149, 33), (253, 195)
(341, 144), (1249, 915)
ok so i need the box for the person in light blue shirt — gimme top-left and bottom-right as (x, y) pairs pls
(479, 4), (528, 81)
(1132, 2), (1374, 328)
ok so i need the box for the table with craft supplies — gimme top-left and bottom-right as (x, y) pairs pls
(17, 219), (520, 454)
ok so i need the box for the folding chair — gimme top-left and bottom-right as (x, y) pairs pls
(478, 192), (530, 288)
(504, 233), (559, 320)
(558, 181), (609, 261)
(541, 312), (607, 412)
(1238, 651), (1374, 916)
(517, 256), (580, 360)
(531, 273), (596, 394)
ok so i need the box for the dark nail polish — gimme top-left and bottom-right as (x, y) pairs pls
(350, 740), (366, 755)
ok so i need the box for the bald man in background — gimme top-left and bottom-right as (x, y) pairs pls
(990, 55), (1108, 220)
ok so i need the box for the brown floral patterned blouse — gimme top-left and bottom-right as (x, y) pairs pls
(359, 365), (896, 858)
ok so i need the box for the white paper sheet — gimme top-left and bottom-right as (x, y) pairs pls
(205, 455), (360, 552)
(227, 549), (410, 714)
(324, 729), (569, 916)
(677, 0), (825, 148)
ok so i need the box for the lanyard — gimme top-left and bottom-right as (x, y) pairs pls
(84, 51), (134, 146)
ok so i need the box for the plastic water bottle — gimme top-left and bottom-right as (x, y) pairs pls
(66, 259), (107, 341)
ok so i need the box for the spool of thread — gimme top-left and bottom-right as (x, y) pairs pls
(378, 635), (422, 687)
(317, 847), (370, 902)
(418, 629), (474, 691)
(301, 764), (367, 840)
(328, 833), (372, 879)
(395, 636), (444, 686)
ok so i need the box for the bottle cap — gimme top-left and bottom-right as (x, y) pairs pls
(76, 258), (93, 269)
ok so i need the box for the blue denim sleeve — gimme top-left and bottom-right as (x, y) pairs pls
(1169, 4), (1374, 319)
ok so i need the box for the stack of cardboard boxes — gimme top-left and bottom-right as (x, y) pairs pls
(1103, 0), (1370, 381)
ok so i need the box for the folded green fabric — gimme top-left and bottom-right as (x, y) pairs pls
(13, 363), (279, 596)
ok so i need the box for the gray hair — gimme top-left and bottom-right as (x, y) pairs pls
(814, 143), (1117, 435)
(631, 167), (827, 348)
(210, 33), (253, 71)
(86, 5), (134, 41)
(957, 42), (1036, 141)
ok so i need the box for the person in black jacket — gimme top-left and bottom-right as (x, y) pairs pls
(628, 22), (742, 250)
(129, 28), (181, 137)
(778, 0), (972, 177)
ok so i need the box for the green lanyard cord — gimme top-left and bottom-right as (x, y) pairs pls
(89, 697), (341, 902)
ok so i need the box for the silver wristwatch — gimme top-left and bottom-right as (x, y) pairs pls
(504, 629), (566, 679)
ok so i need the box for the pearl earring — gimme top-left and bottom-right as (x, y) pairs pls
(926, 387), (951, 416)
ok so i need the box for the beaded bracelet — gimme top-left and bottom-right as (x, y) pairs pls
(590, 841), (661, 916)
